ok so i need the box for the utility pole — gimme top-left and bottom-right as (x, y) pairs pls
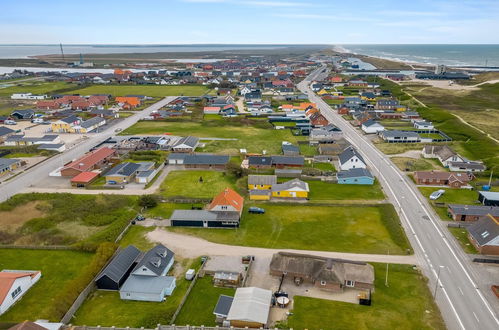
(59, 43), (65, 61)
(433, 265), (444, 299)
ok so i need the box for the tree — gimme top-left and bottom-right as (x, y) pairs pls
(138, 195), (159, 209)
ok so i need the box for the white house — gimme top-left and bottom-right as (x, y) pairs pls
(338, 147), (367, 170)
(11, 93), (47, 100)
(0, 270), (41, 315)
(361, 119), (385, 134)
(413, 121), (434, 130)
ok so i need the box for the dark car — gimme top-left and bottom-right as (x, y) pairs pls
(248, 207), (265, 214)
(135, 214), (145, 221)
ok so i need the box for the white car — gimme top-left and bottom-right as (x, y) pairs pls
(4, 120), (17, 125)
(429, 189), (445, 200)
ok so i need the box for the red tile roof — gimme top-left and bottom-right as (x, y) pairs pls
(208, 187), (244, 213)
(70, 171), (99, 183)
(63, 147), (115, 172)
(0, 271), (40, 305)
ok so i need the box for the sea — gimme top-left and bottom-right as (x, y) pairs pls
(335, 44), (499, 67)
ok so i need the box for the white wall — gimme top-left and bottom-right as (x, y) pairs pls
(0, 272), (41, 315)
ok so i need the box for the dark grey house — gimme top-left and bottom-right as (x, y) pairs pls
(170, 210), (240, 228)
(95, 245), (141, 290)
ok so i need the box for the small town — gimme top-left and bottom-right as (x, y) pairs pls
(1, 2), (499, 330)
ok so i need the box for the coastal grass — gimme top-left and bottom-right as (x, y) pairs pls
(390, 157), (444, 172)
(0, 249), (94, 322)
(305, 180), (385, 201)
(68, 84), (210, 97)
(118, 226), (155, 250)
(0, 81), (72, 98)
(286, 263), (445, 330)
(175, 277), (235, 326)
(159, 170), (238, 199)
(169, 203), (411, 255)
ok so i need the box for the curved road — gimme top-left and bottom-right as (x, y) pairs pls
(301, 66), (498, 330)
(0, 96), (177, 202)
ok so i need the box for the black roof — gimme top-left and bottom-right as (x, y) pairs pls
(0, 126), (15, 136)
(272, 155), (304, 166)
(132, 244), (175, 276)
(213, 295), (234, 317)
(95, 245), (141, 283)
(467, 216), (499, 246)
(248, 156), (272, 166)
(338, 146), (365, 165)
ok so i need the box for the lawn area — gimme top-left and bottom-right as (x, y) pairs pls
(121, 120), (307, 155)
(310, 162), (335, 171)
(69, 85), (209, 97)
(170, 203), (412, 255)
(374, 142), (424, 155)
(0, 81), (73, 97)
(0, 249), (94, 322)
(391, 157), (444, 172)
(73, 258), (201, 327)
(159, 170), (238, 199)
(0, 193), (138, 246)
(119, 226), (155, 250)
(420, 133), (446, 140)
(286, 263), (445, 330)
(175, 276), (235, 326)
(448, 227), (478, 254)
(145, 202), (194, 218)
(306, 180), (384, 201)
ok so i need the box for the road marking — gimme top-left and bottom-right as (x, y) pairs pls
(473, 312), (480, 323)
(458, 287), (464, 296)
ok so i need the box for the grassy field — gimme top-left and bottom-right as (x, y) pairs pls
(69, 85), (210, 97)
(304, 180), (384, 201)
(286, 263), (445, 330)
(121, 119), (307, 155)
(73, 259), (201, 327)
(0, 249), (94, 322)
(448, 227), (478, 254)
(0, 193), (137, 246)
(0, 81), (73, 98)
(391, 157), (444, 172)
(170, 203), (411, 255)
(119, 226), (155, 250)
(175, 276), (235, 326)
(159, 170), (238, 199)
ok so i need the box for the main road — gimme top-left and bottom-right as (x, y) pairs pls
(299, 66), (499, 330)
(0, 96), (177, 202)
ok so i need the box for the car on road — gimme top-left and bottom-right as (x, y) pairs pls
(429, 189), (445, 200)
(134, 214), (145, 221)
(4, 120), (16, 125)
(248, 207), (265, 214)
(114, 128), (122, 132)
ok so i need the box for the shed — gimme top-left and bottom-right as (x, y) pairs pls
(95, 245), (141, 290)
(226, 287), (272, 328)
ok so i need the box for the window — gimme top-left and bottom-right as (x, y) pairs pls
(481, 231), (490, 239)
(345, 280), (355, 287)
(320, 281), (326, 286)
(11, 286), (22, 299)
(126, 293), (130, 297)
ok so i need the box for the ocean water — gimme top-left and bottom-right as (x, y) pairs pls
(336, 44), (499, 67)
(0, 44), (289, 59)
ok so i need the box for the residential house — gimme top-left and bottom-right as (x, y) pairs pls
(224, 287), (272, 328)
(70, 171), (99, 188)
(51, 115), (81, 133)
(10, 109), (35, 120)
(208, 187), (244, 216)
(337, 168), (374, 185)
(203, 106), (221, 115)
(448, 161), (486, 172)
(120, 244), (176, 302)
(60, 147), (117, 177)
(271, 178), (309, 199)
(339, 147), (367, 171)
(247, 156), (273, 169)
(269, 252), (374, 292)
(282, 143), (300, 156)
(379, 130), (420, 143)
(413, 121), (434, 130)
(0, 270), (41, 315)
(422, 145), (464, 167)
(479, 191), (499, 207)
(95, 245), (142, 290)
(172, 136), (199, 153)
(361, 119), (385, 134)
(247, 175), (277, 190)
(0, 127), (16, 144)
(71, 116), (106, 133)
(272, 155), (305, 168)
(309, 112), (329, 127)
(310, 124), (343, 143)
(375, 99), (399, 110)
(0, 158), (23, 177)
(115, 96), (141, 109)
(447, 204), (499, 222)
(467, 215), (499, 255)
(104, 162), (141, 184)
(4, 134), (60, 147)
(168, 153), (229, 169)
(413, 171), (473, 188)
(11, 93), (47, 100)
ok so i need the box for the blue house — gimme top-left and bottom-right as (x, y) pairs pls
(337, 168), (374, 185)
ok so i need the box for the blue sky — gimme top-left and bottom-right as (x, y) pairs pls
(1, 0), (498, 44)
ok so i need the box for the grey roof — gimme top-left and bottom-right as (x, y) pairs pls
(272, 178), (309, 192)
(214, 295), (234, 317)
(120, 275), (175, 294)
(282, 144), (300, 154)
(338, 147), (365, 165)
(11, 109), (35, 118)
(226, 287), (272, 324)
(479, 191), (499, 201)
(173, 136), (199, 149)
(0, 126), (15, 136)
(271, 156), (304, 166)
(448, 204), (499, 217)
(136, 161), (155, 172)
(362, 119), (383, 128)
(60, 115), (80, 124)
(132, 244), (175, 276)
(248, 175), (277, 186)
(248, 156), (272, 166)
(171, 210), (218, 222)
(37, 143), (64, 150)
(449, 162), (486, 171)
(96, 245), (141, 283)
(249, 189), (271, 196)
(80, 116), (105, 128)
(169, 153), (230, 165)
(0, 158), (21, 172)
(337, 168), (373, 180)
(105, 162), (141, 177)
(136, 170), (155, 178)
(381, 130), (420, 138)
(467, 216), (499, 247)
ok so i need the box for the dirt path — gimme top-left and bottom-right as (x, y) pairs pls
(146, 228), (417, 264)
(451, 113), (499, 144)
(403, 78), (499, 91)
(235, 97), (247, 113)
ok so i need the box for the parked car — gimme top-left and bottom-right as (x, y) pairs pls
(4, 120), (16, 125)
(135, 214), (145, 221)
(31, 118), (44, 124)
(430, 189), (445, 200)
(248, 207), (265, 214)
(114, 128), (123, 132)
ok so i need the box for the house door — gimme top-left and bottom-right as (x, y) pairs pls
(203, 221), (208, 228)
(461, 215), (466, 221)
(290, 192), (296, 198)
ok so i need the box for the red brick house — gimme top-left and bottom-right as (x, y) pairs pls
(467, 215), (499, 255)
(413, 171), (473, 188)
(60, 147), (117, 177)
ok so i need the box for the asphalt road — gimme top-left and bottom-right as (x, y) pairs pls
(0, 96), (176, 202)
(299, 66), (499, 330)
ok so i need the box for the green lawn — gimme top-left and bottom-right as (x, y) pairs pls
(159, 171), (238, 199)
(119, 226), (155, 250)
(0, 82), (72, 97)
(145, 202), (194, 218)
(175, 277), (235, 326)
(170, 203), (411, 255)
(420, 133), (445, 140)
(0, 249), (94, 322)
(418, 187), (480, 205)
(391, 157), (443, 172)
(68, 85), (209, 97)
(73, 259), (201, 327)
(306, 180), (384, 201)
(121, 120), (307, 155)
(310, 162), (335, 171)
(286, 263), (445, 330)
(448, 227), (478, 254)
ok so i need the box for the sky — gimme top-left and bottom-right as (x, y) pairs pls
(1, 0), (499, 44)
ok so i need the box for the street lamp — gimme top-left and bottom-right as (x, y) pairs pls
(433, 265), (444, 299)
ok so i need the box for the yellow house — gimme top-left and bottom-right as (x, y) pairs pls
(271, 178), (309, 199)
(51, 115), (81, 133)
(249, 190), (271, 201)
(0, 158), (23, 177)
(396, 105), (407, 112)
(247, 175), (277, 190)
(317, 89), (329, 95)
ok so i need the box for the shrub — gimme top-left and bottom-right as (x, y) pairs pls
(138, 195), (159, 209)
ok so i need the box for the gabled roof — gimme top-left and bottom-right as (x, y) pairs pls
(226, 287), (272, 324)
(248, 175), (277, 186)
(0, 271), (40, 305)
(337, 168), (373, 180)
(80, 116), (105, 129)
(173, 136), (199, 149)
(479, 191), (499, 201)
(448, 204), (499, 217)
(169, 153), (230, 165)
(0, 126), (15, 136)
(95, 245), (141, 283)
(248, 156), (272, 166)
(120, 275), (175, 294)
(214, 295), (234, 317)
(132, 244), (175, 276)
(63, 147), (115, 172)
(272, 178), (309, 192)
(271, 155), (304, 166)
(105, 162), (141, 177)
(8, 321), (48, 330)
(467, 215), (499, 247)
(338, 147), (365, 165)
(362, 119), (383, 128)
(208, 188), (244, 212)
